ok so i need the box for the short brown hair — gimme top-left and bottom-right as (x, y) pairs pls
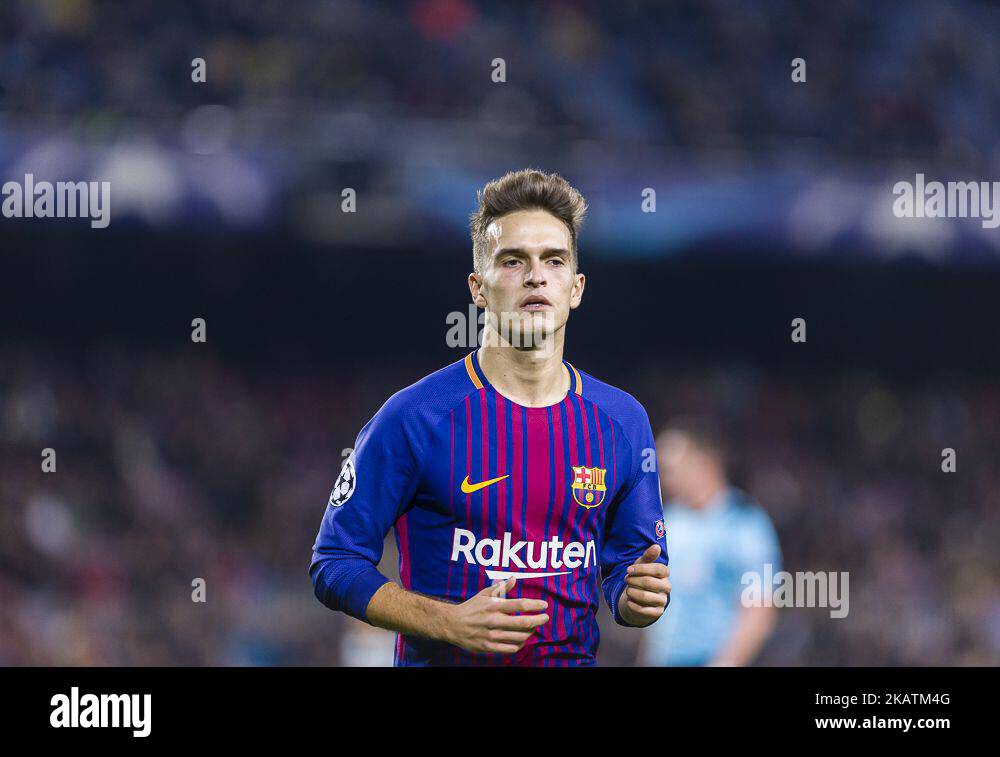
(470, 168), (587, 274)
(658, 416), (729, 468)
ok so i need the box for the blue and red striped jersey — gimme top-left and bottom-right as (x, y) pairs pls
(310, 351), (668, 666)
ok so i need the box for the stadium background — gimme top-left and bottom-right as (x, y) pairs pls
(1, 0), (998, 665)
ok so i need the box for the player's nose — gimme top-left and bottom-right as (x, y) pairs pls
(523, 258), (546, 285)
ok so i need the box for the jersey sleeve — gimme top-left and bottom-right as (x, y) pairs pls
(310, 395), (421, 622)
(600, 405), (670, 626)
(735, 507), (782, 583)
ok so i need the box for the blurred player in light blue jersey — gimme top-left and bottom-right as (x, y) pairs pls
(640, 419), (781, 667)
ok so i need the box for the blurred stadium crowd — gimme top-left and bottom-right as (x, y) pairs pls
(2, 1), (1000, 262)
(3, 0), (997, 157)
(1, 346), (996, 666)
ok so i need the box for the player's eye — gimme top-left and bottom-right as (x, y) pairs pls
(548, 258), (565, 266)
(502, 258), (521, 267)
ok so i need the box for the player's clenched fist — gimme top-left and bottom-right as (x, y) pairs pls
(619, 544), (671, 627)
(444, 577), (549, 654)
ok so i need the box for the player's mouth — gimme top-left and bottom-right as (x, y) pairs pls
(518, 295), (553, 311)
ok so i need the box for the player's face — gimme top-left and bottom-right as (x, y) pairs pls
(658, 431), (711, 508)
(468, 209), (585, 351)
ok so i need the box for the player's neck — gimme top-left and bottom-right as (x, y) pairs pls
(477, 336), (568, 408)
(691, 481), (729, 510)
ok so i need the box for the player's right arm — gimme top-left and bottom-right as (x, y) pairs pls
(310, 394), (547, 654)
(366, 577), (549, 654)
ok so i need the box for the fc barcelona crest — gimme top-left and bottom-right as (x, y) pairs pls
(571, 465), (607, 509)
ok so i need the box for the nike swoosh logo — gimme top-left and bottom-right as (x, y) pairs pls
(460, 474), (510, 494)
(485, 570), (571, 581)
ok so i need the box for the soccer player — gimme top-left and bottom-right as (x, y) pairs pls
(311, 169), (670, 666)
(640, 419), (781, 667)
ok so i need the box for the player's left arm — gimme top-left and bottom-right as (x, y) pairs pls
(710, 509), (782, 665)
(618, 543), (671, 627)
(600, 409), (670, 628)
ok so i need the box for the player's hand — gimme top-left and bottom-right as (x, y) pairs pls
(619, 544), (671, 627)
(444, 577), (549, 654)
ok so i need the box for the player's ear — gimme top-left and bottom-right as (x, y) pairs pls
(468, 272), (488, 308)
(569, 272), (585, 310)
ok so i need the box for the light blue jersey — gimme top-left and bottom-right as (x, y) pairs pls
(643, 488), (780, 666)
